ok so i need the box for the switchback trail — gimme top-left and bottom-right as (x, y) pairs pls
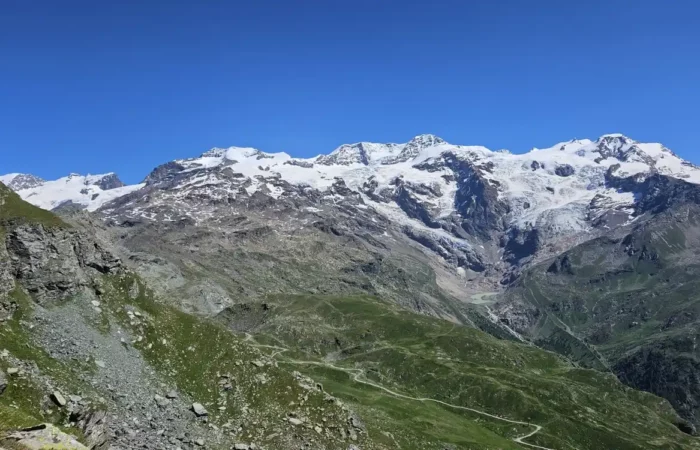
(243, 333), (555, 450)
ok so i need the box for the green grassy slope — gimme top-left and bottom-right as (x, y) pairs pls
(217, 294), (699, 449)
(501, 205), (700, 432)
(0, 183), (67, 232)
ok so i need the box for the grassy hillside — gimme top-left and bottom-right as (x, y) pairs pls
(0, 183), (66, 232)
(500, 204), (700, 432)
(217, 294), (699, 449)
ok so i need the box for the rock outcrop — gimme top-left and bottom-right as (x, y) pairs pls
(1, 424), (89, 450)
(4, 224), (121, 304)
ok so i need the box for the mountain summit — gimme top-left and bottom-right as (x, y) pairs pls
(3, 133), (699, 279)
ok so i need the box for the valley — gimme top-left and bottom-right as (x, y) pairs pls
(2, 133), (700, 449)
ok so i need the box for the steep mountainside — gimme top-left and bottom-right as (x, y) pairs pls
(495, 174), (700, 432)
(6, 134), (700, 288)
(2, 181), (699, 449)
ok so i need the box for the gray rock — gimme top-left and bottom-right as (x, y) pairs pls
(555, 164), (575, 177)
(6, 423), (88, 449)
(92, 173), (125, 191)
(7, 367), (19, 375)
(4, 224), (121, 304)
(143, 161), (186, 186)
(73, 409), (110, 450)
(165, 390), (179, 399)
(0, 368), (7, 395)
(154, 394), (171, 408)
(52, 390), (68, 407)
(234, 444), (250, 450)
(350, 415), (364, 430)
(191, 402), (208, 417)
(194, 438), (205, 446)
(288, 418), (303, 426)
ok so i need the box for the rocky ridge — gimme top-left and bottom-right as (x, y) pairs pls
(5, 134), (699, 288)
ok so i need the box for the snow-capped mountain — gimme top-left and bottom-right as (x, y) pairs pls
(0, 172), (144, 212)
(3, 133), (699, 282)
(121, 133), (699, 231)
(0, 173), (46, 191)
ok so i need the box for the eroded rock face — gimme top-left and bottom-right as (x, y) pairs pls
(0, 368), (7, 395)
(442, 152), (509, 239)
(92, 173), (125, 191)
(1, 424), (88, 450)
(70, 409), (110, 450)
(555, 164), (575, 177)
(142, 161), (186, 186)
(4, 225), (121, 304)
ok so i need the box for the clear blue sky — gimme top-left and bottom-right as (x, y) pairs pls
(1, 0), (699, 183)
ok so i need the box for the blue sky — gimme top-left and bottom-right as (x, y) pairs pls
(1, 0), (699, 183)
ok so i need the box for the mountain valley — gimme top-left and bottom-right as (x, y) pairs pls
(2, 133), (700, 449)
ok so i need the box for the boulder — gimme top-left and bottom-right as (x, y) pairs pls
(70, 409), (110, 450)
(191, 402), (208, 417)
(154, 394), (170, 408)
(51, 391), (67, 407)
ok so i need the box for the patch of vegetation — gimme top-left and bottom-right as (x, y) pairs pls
(219, 294), (700, 450)
(503, 206), (700, 433)
(0, 285), (92, 437)
(0, 183), (67, 235)
(98, 273), (375, 449)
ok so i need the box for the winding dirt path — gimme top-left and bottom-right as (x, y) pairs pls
(280, 358), (555, 450)
(243, 334), (555, 449)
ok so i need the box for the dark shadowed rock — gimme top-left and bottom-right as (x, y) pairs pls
(555, 164), (575, 177)
(93, 173), (125, 190)
(0, 368), (7, 395)
(143, 161), (186, 185)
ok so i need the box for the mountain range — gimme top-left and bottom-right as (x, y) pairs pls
(2, 133), (700, 449)
(4, 133), (700, 283)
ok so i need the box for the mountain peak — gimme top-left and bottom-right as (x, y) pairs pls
(316, 143), (371, 166)
(89, 173), (126, 191)
(596, 133), (635, 145)
(407, 134), (446, 148)
(315, 142), (389, 165)
(0, 173), (45, 191)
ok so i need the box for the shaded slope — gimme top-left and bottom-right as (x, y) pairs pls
(497, 193), (700, 432)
